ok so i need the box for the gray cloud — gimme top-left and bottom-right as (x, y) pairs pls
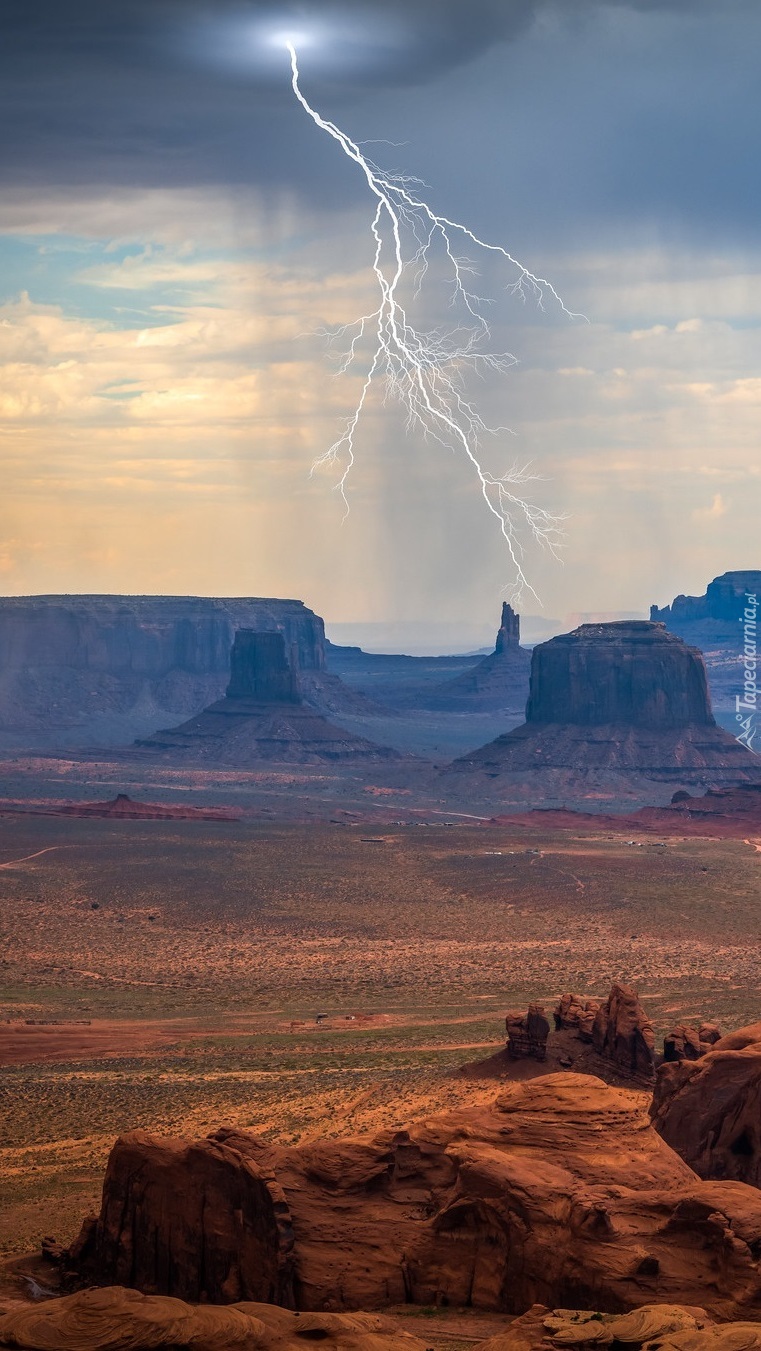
(1, 0), (759, 249)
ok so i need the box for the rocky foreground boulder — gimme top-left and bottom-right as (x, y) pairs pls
(650, 1022), (761, 1188)
(449, 621), (761, 785)
(0, 1287), (427, 1351)
(70, 1074), (761, 1319)
(4, 1290), (761, 1351)
(483, 1302), (761, 1349)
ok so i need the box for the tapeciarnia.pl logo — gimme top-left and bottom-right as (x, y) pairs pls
(736, 591), (758, 751)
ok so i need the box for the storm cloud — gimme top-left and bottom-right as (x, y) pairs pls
(1, 0), (759, 242)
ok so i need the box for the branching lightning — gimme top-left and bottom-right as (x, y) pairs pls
(287, 41), (582, 602)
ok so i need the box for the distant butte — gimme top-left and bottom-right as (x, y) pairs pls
(419, 603), (531, 711)
(449, 620), (761, 788)
(138, 629), (402, 765)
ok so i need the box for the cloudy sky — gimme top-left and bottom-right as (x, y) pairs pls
(1, 0), (760, 642)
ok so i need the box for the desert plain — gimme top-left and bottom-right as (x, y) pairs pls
(2, 805), (760, 1272)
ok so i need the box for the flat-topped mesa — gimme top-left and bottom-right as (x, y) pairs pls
(449, 619), (761, 785)
(0, 594), (329, 745)
(651, 569), (761, 628)
(226, 631), (300, 704)
(526, 621), (714, 729)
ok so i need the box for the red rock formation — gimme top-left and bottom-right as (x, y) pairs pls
(76, 1129), (297, 1306)
(71, 1075), (761, 1319)
(12, 793), (236, 821)
(450, 621), (761, 786)
(663, 1023), (721, 1063)
(505, 1005), (550, 1060)
(553, 994), (601, 1041)
(0, 1286), (428, 1351)
(650, 1022), (761, 1188)
(591, 984), (655, 1080)
(480, 1302), (761, 1349)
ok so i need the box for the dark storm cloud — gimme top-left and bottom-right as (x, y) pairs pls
(1, 0), (540, 191)
(1, 0), (759, 242)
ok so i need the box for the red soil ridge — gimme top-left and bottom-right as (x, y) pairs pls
(493, 784), (761, 838)
(0, 792), (236, 821)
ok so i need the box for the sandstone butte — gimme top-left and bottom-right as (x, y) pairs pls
(138, 630), (400, 765)
(448, 620), (761, 784)
(651, 1022), (761, 1190)
(67, 1074), (761, 1322)
(5, 1289), (761, 1351)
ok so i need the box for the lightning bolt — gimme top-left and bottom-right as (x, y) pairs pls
(287, 42), (582, 603)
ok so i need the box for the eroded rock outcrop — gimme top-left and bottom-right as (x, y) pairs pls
(450, 621), (761, 786)
(71, 1075), (761, 1319)
(553, 995), (601, 1041)
(663, 1023), (721, 1063)
(591, 984), (655, 1081)
(651, 1022), (761, 1188)
(505, 1005), (550, 1060)
(0, 1286), (428, 1351)
(139, 631), (400, 765)
(481, 1302), (761, 1349)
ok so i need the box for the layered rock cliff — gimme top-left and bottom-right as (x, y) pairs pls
(71, 1074), (761, 1319)
(450, 621), (761, 786)
(0, 595), (326, 744)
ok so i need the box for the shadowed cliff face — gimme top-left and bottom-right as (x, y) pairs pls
(0, 595), (325, 740)
(526, 622), (715, 729)
(226, 631), (301, 704)
(139, 628), (401, 764)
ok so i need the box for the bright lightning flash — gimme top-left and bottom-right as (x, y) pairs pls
(287, 41), (582, 603)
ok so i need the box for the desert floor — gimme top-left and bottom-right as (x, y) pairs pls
(1, 812), (760, 1263)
